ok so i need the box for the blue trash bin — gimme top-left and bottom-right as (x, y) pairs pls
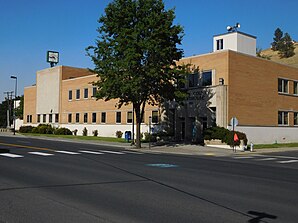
(125, 131), (131, 142)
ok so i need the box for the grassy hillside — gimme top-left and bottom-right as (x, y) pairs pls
(261, 43), (298, 68)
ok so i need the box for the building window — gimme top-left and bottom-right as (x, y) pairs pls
(101, 112), (106, 123)
(76, 113), (80, 123)
(278, 78), (288, 93)
(188, 73), (198, 88)
(84, 88), (88, 99)
(116, 112), (121, 123)
(68, 114), (72, 123)
(92, 113), (96, 123)
(68, 90), (72, 100)
(216, 39), (223, 50)
(201, 71), (212, 86)
(152, 111), (158, 123)
(55, 114), (59, 123)
(76, 89), (80, 99)
(92, 87), (97, 97)
(37, 114), (40, 123)
(278, 111), (288, 125)
(294, 82), (298, 95)
(127, 111), (133, 123)
(84, 113), (88, 123)
(294, 112), (298, 125)
(49, 114), (52, 123)
(27, 115), (32, 123)
(43, 114), (46, 123)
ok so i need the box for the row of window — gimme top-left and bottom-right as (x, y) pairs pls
(36, 114), (59, 123)
(278, 78), (298, 95)
(67, 111), (159, 124)
(278, 111), (298, 125)
(184, 71), (213, 89)
(69, 87), (97, 100)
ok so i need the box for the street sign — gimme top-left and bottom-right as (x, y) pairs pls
(230, 117), (238, 127)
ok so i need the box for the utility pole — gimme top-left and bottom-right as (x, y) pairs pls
(4, 91), (14, 129)
(11, 76), (17, 135)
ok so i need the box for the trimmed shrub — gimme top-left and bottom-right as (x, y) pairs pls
(73, 129), (78, 136)
(82, 127), (88, 136)
(19, 125), (34, 133)
(144, 132), (157, 142)
(54, 128), (72, 135)
(33, 124), (54, 134)
(115, 130), (123, 138)
(204, 126), (247, 146)
(93, 130), (98, 137)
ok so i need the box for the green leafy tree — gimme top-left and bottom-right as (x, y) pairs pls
(278, 33), (295, 58)
(0, 99), (13, 128)
(15, 95), (24, 120)
(271, 28), (283, 51)
(87, 0), (188, 148)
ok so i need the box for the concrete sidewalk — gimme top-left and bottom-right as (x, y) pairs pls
(1, 131), (298, 156)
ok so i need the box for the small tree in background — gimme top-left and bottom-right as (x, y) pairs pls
(15, 95), (24, 120)
(278, 33), (295, 58)
(271, 28), (283, 51)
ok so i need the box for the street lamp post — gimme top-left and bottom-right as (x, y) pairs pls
(10, 76), (17, 135)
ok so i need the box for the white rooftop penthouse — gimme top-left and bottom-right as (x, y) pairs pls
(213, 31), (257, 56)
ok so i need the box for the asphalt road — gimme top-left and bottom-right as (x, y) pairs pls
(0, 136), (298, 223)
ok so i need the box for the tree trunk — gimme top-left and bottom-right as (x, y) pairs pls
(134, 104), (141, 149)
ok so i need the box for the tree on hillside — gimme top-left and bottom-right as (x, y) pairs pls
(256, 47), (271, 60)
(271, 28), (283, 51)
(278, 33), (295, 58)
(87, 0), (188, 148)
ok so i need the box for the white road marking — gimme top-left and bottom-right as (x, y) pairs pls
(99, 150), (125, 155)
(124, 151), (143, 154)
(28, 152), (54, 156)
(233, 156), (254, 159)
(79, 150), (104, 155)
(277, 160), (298, 164)
(55, 151), (81, 155)
(17, 140), (30, 144)
(257, 158), (277, 161)
(0, 153), (23, 158)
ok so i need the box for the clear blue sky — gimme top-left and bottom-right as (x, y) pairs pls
(0, 0), (297, 102)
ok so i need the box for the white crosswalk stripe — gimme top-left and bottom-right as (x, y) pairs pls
(28, 152), (54, 156)
(233, 156), (254, 159)
(0, 153), (23, 158)
(99, 150), (125, 155)
(55, 151), (81, 155)
(277, 160), (298, 164)
(79, 150), (104, 155)
(124, 151), (143, 154)
(0, 149), (144, 159)
(257, 158), (277, 161)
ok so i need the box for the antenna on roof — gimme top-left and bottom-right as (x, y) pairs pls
(227, 23), (241, 32)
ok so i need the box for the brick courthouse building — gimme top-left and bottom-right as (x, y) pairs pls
(24, 31), (298, 144)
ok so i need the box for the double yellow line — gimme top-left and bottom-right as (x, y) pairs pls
(0, 142), (55, 152)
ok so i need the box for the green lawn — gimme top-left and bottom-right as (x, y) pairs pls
(21, 133), (128, 143)
(253, 142), (298, 149)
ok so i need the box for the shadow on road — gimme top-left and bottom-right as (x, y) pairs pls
(247, 210), (277, 223)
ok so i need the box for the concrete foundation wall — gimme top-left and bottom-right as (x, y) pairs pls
(233, 126), (298, 144)
(60, 124), (150, 138)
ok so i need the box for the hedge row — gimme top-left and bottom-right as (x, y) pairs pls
(19, 124), (72, 135)
(203, 126), (247, 146)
